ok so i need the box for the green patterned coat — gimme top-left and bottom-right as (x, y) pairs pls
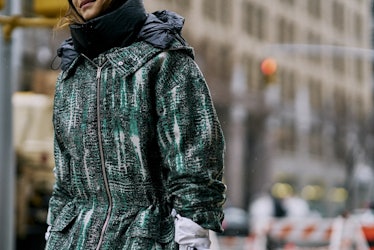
(45, 40), (226, 250)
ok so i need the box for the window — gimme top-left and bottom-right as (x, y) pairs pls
(309, 123), (323, 156)
(202, 0), (232, 26)
(280, 0), (295, 5)
(280, 70), (296, 106)
(308, 79), (322, 112)
(307, 32), (321, 63)
(333, 88), (347, 120)
(219, 0), (233, 26)
(175, 0), (191, 9)
(202, 0), (217, 21)
(242, 2), (266, 40)
(244, 56), (261, 91)
(356, 97), (365, 121)
(354, 13), (363, 42)
(218, 45), (232, 81)
(332, 51), (345, 74)
(333, 127), (346, 159)
(354, 57), (364, 83)
(307, 0), (321, 18)
(278, 118), (296, 151)
(277, 17), (295, 43)
(332, 1), (344, 31)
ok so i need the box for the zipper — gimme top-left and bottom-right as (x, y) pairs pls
(94, 59), (112, 250)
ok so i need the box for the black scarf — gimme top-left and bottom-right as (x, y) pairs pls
(58, 4), (187, 70)
(69, 0), (147, 58)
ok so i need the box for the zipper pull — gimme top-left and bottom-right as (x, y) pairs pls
(96, 67), (101, 79)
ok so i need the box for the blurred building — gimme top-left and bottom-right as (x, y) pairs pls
(145, 0), (374, 215)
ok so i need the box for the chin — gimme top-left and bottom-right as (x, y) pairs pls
(81, 10), (101, 20)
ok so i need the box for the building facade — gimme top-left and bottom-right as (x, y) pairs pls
(145, 0), (374, 216)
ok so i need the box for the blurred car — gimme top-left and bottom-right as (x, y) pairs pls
(220, 207), (249, 236)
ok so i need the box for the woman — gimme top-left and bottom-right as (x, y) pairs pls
(45, 0), (226, 249)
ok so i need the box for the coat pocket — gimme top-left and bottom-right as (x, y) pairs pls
(50, 201), (79, 232)
(127, 205), (174, 244)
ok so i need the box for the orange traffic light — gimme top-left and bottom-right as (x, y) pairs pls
(33, 0), (68, 18)
(261, 58), (277, 84)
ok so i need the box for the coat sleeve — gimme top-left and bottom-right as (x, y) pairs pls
(155, 50), (226, 232)
(46, 135), (74, 226)
(46, 76), (74, 228)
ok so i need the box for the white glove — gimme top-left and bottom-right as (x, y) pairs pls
(45, 225), (51, 241)
(173, 209), (211, 250)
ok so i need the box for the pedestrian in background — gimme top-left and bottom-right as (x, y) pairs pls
(44, 0), (226, 249)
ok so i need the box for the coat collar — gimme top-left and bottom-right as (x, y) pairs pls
(105, 41), (163, 76)
(61, 41), (162, 80)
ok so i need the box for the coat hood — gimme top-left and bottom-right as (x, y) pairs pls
(138, 10), (186, 49)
